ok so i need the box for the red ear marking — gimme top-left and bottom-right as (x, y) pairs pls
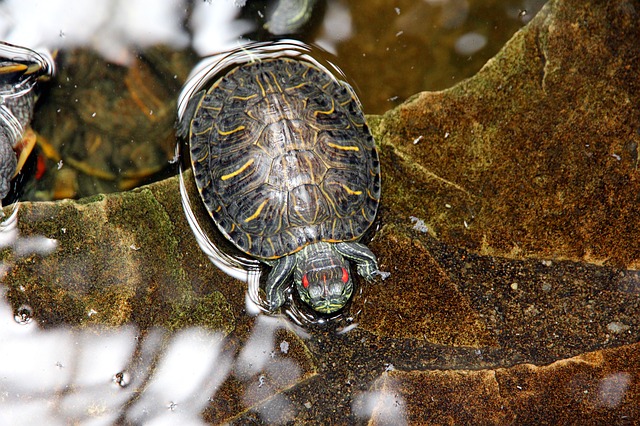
(302, 274), (309, 288)
(35, 155), (47, 180)
(341, 267), (349, 283)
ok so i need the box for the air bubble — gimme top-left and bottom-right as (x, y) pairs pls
(113, 371), (131, 388)
(14, 304), (33, 325)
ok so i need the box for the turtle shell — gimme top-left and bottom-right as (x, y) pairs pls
(189, 58), (380, 260)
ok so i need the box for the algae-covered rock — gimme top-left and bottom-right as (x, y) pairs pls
(2, 174), (237, 334)
(378, 0), (640, 269)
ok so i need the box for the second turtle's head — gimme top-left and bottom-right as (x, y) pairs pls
(295, 246), (353, 314)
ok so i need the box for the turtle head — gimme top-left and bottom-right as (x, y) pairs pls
(295, 244), (353, 314)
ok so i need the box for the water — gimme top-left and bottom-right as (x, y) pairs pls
(7, 1), (634, 425)
(1, 0), (547, 201)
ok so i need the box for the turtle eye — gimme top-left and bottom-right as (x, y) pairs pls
(302, 274), (309, 289)
(341, 267), (349, 283)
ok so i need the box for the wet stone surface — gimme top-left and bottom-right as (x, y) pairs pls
(379, 0), (640, 269)
(1, 0), (640, 424)
(369, 343), (640, 425)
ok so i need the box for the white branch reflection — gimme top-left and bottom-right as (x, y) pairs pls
(597, 372), (631, 409)
(0, 291), (232, 425)
(0, 0), (352, 64)
(353, 384), (407, 426)
(0, 182), (313, 425)
(0, 0), (190, 64)
(128, 328), (232, 425)
(0, 286), (319, 425)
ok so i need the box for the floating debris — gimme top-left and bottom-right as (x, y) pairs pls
(336, 322), (359, 334)
(373, 270), (391, 280)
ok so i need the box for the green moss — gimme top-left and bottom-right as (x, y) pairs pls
(1, 182), (238, 331)
(74, 193), (107, 205)
(166, 291), (235, 335)
(5, 262), (87, 327)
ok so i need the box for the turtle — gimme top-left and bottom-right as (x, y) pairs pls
(0, 41), (54, 204)
(180, 57), (381, 314)
(30, 47), (196, 200)
(264, 0), (319, 35)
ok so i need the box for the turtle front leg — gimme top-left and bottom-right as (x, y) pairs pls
(265, 254), (297, 310)
(334, 242), (378, 280)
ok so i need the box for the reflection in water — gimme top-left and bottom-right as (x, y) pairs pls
(127, 328), (231, 424)
(189, 0), (253, 57)
(315, 0), (352, 54)
(13, 303), (33, 325)
(598, 372), (631, 409)
(454, 31), (487, 56)
(0, 290), (135, 424)
(235, 315), (308, 424)
(0, 0), (551, 118)
(0, 0), (190, 65)
(353, 387), (407, 426)
(0, 209), (292, 424)
(236, 315), (289, 379)
(0, 0), (347, 64)
(0, 205), (57, 256)
(0, 202), (315, 423)
(0, 205), (18, 247)
(0, 286), (322, 425)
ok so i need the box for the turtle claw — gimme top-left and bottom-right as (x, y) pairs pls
(334, 242), (379, 281)
(356, 263), (377, 281)
(371, 269), (391, 280)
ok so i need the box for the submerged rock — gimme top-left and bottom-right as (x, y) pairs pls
(379, 0), (640, 269)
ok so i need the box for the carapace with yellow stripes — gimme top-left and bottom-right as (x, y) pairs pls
(181, 57), (381, 314)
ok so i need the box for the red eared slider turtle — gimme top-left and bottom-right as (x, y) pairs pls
(180, 57), (381, 314)
(0, 42), (54, 203)
(31, 47), (195, 199)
